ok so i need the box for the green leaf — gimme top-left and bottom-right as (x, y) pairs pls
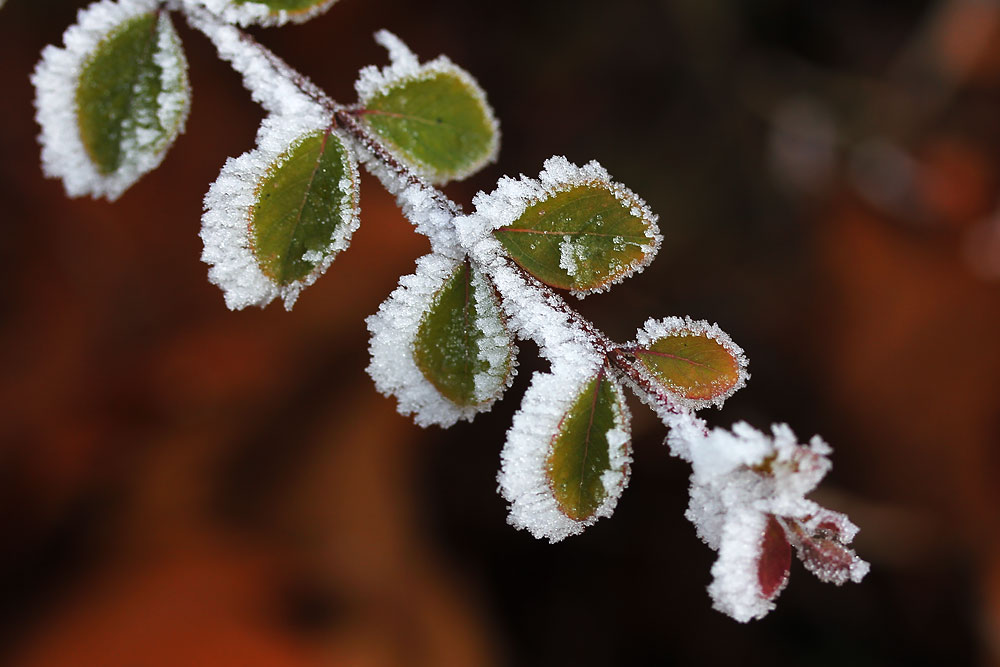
(361, 70), (498, 184)
(73, 10), (189, 192)
(233, 0), (333, 14)
(494, 182), (660, 294)
(250, 128), (359, 286)
(629, 318), (747, 406)
(546, 369), (630, 521)
(412, 260), (514, 407)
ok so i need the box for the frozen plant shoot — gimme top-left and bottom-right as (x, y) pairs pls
(31, 0), (869, 622)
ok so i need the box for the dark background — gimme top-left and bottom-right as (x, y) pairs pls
(2, 0), (999, 665)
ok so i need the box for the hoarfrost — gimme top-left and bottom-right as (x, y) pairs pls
(600, 418), (632, 497)
(630, 315), (750, 410)
(498, 361), (631, 543)
(200, 113), (360, 310)
(465, 156), (662, 297)
(558, 234), (582, 277)
(180, 0), (337, 27)
(185, 6), (329, 115)
(671, 414), (869, 622)
(32, 0), (190, 200)
(354, 30), (500, 184)
(366, 253), (515, 428)
(344, 129), (464, 258)
(469, 264), (518, 403)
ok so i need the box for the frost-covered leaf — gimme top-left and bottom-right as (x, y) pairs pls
(473, 156), (660, 296)
(623, 316), (748, 410)
(679, 419), (869, 622)
(758, 515), (792, 600)
(367, 253), (516, 427)
(33, 0), (190, 200)
(201, 113), (360, 310)
(546, 369), (631, 521)
(355, 30), (499, 185)
(786, 511), (871, 586)
(412, 259), (515, 408)
(499, 359), (631, 542)
(182, 0), (337, 27)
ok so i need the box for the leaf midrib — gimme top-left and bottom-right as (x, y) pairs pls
(577, 369), (605, 509)
(277, 129), (330, 282)
(635, 347), (719, 372)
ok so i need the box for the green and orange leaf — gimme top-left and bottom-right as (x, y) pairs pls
(622, 316), (748, 409)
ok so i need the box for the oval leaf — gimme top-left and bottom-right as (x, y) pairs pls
(546, 368), (631, 522)
(355, 31), (499, 184)
(758, 515), (792, 600)
(182, 0), (337, 26)
(201, 114), (360, 310)
(475, 156), (660, 296)
(413, 260), (515, 408)
(367, 254), (516, 427)
(498, 359), (632, 543)
(33, 0), (190, 200)
(626, 316), (748, 409)
(250, 128), (357, 286)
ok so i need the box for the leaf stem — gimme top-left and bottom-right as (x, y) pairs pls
(191, 8), (688, 419)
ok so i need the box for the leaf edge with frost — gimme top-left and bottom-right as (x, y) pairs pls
(181, 0), (338, 27)
(367, 252), (517, 428)
(626, 315), (749, 410)
(473, 155), (662, 298)
(498, 357), (632, 543)
(354, 30), (500, 185)
(200, 110), (360, 310)
(32, 0), (190, 201)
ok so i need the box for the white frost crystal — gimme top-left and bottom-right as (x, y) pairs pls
(366, 253), (515, 428)
(629, 315), (750, 410)
(672, 415), (869, 622)
(181, 0), (337, 28)
(200, 112), (359, 310)
(184, 6), (328, 116)
(32, 0), (190, 200)
(498, 361), (632, 543)
(354, 30), (500, 184)
(464, 155), (662, 297)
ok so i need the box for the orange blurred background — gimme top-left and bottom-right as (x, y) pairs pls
(2, 0), (1000, 665)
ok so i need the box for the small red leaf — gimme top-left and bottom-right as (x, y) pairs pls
(757, 515), (791, 600)
(797, 534), (859, 585)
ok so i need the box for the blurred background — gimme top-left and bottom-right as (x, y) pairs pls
(2, 0), (1000, 664)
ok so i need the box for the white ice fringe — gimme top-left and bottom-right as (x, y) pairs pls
(631, 315), (749, 410)
(354, 30), (500, 184)
(200, 112), (360, 310)
(465, 156), (661, 297)
(366, 253), (516, 428)
(181, 0), (337, 27)
(33, 0), (190, 200)
(675, 416), (869, 622)
(184, 6), (326, 116)
(498, 360), (632, 543)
